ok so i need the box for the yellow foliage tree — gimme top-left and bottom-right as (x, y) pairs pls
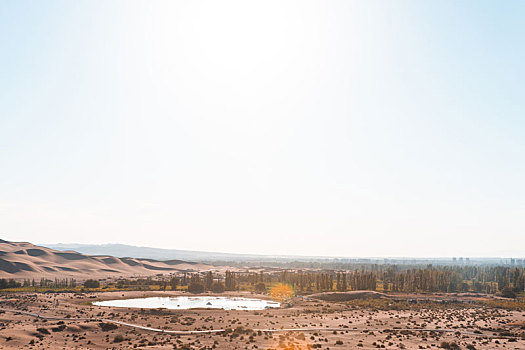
(270, 283), (293, 302)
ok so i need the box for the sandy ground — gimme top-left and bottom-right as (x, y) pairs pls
(0, 290), (524, 349)
(0, 241), (214, 280)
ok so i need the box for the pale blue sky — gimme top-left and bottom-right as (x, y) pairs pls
(1, 1), (524, 257)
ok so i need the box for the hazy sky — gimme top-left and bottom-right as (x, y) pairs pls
(1, 1), (524, 257)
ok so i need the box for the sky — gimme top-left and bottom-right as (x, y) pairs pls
(1, 0), (524, 257)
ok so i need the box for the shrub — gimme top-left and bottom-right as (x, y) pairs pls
(99, 322), (118, 331)
(113, 334), (124, 343)
(211, 282), (225, 293)
(83, 279), (100, 289)
(51, 325), (66, 332)
(500, 287), (516, 299)
(187, 282), (204, 294)
(440, 342), (459, 350)
(37, 327), (50, 335)
(255, 283), (267, 293)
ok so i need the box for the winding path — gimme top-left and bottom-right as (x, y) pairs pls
(0, 307), (509, 338)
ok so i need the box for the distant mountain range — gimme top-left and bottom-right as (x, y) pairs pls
(43, 243), (289, 262)
(42, 243), (521, 267)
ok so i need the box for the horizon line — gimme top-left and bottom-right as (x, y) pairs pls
(38, 241), (525, 260)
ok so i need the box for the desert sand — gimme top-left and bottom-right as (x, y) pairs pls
(1, 290), (524, 349)
(0, 241), (211, 280)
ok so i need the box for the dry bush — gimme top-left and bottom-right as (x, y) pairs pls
(98, 322), (118, 331)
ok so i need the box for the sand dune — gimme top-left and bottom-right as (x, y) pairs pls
(0, 240), (210, 280)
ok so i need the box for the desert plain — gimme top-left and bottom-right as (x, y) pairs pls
(1, 289), (525, 349)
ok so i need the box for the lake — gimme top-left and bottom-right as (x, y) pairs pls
(93, 296), (280, 310)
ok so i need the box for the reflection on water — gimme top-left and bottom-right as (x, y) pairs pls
(93, 296), (280, 310)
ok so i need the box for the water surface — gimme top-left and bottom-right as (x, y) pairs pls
(93, 296), (280, 310)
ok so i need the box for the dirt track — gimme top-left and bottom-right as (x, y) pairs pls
(1, 291), (524, 349)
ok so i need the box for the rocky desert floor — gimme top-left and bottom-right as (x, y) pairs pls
(0, 290), (524, 349)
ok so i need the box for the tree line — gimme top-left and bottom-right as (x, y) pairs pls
(1, 265), (523, 295)
(270, 266), (525, 294)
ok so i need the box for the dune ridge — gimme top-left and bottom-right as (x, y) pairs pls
(0, 240), (210, 280)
